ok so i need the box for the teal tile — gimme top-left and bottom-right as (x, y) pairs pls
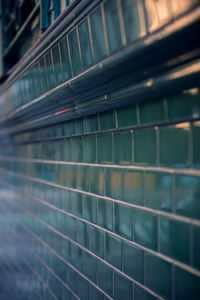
(76, 166), (89, 191)
(89, 167), (104, 196)
(52, 43), (63, 85)
(59, 37), (72, 81)
(104, 0), (122, 53)
(114, 131), (132, 165)
(146, 253), (172, 299)
(175, 267), (200, 300)
(175, 175), (200, 219)
(63, 121), (72, 136)
(72, 118), (84, 135)
(145, 172), (172, 212)
(98, 260), (113, 297)
(83, 252), (97, 283)
(68, 29), (82, 76)
(90, 7), (107, 62)
(123, 241), (144, 283)
(76, 274), (89, 300)
(160, 123), (190, 167)
(193, 226), (200, 270)
(115, 203), (132, 239)
(89, 285), (104, 300)
(76, 220), (88, 248)
(64, 138), (71, 162)
(97, 134), (112, 164)
(82, 136), (96, 163)
(114, 271), (132, 300)
(134, 209), (157, 250)
(193, 122), (200, 168)
(71, 243), (83, 271)
(168, 92), (200, 121)
(134, 285), (157, 300)
(160, 217), (189, 263)
(64, 165), (75, 188)
(117, 105), (137, 128)
(123, 170), (144, 205)
(89, 226), (104, 258)
(134, 128), (157, 165)
(78, 19), (93, 69)
(99, 110), (116, 130)
(139, 99), (164, 125)
(70, 192), (82, 217)
(67, 267), (77, 292)
(45, 51), (56, 90)
(82, 194), (97, 223)
(71, 137), (82, 162)
(85, 114), (99, 133)
(106, 233), (121, 269)
(121, 0), (145, 44)
(97, 198), (113, 231)
(106, 168), (122, 199)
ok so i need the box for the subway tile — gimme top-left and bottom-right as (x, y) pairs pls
(115, 203), (132, 239)
(117, 105), (137, 128)
(59, 37), (72, 81)
(89, 285), (104, 300)
(71, 137), (82, 162)
(134, 209), (157, 250)
(145, 172), (172, 212)
(64, 138), (71, 162)
(106, 233), (121, 269)
(123, 170), (144, 205)
(106, 168), (122, 199)
(76, 166), (89, 191)
(61, 237), (71, 262)
(175, 175), (200, 219)
(98, 260), (113, 297)
(89, 167), (104, 196)
(174, 267), (200, 300)
(76, 274), (89, 300)
(99, 110), (116, 130)
(123, 241), (144, 283)
(71, 243), (83, 271)
(114, 131), (132, 165)
(45, 51), (56, 90)
(82, 136), (96, 163)
(89, 226), (104, 258)
(78, 19), (93, 69)
(134, 128), (157, 165)
(193, 122), (200, 168)
(114, 271), (132, 300)
(65, 216), (76, 240)
(97, 198), (113, 231)
(76, 220), (88, 248)
(193, 225), (200, 270)
(139, 99), (165, 125)
(72, 118), (84, 135)
(160, 123), (190, 167)
(70, 192), (82, 217)
(146, 253), (172, 299)
(97, 134), (112, 164)
(68, 29), (82, 76)
(64, 165), (76, 188)
(51, 43), (63, 86)
(159, 217), (189, 264)
(134, 285), (157, 300)
(82, 194), (97, 224)
(84, 114), (99, 133)
(83, 252), (97, 283)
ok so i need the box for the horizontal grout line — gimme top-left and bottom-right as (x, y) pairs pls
(0, 167), (200, 226)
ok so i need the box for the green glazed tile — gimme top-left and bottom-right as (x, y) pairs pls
(146, 253), (172, 299)
(134, 285), (157, 300)
(159, 217), (189, 263)
(89, 285), (104, 300)
(193, 122), (200, 168)
(78, 20), (93, 69)
(90, 7), (107, 62)
(115, 203), (132, 239)
(134, 209), (157, 250)
(59, 37), (72, 81)
(123, 241), (144, 283)
(76, 166), (89, 191)
(99, 110), (116, 130)
(193, 225), (200, 270)
(145, 172), (172, 212)
(45, 51), (56, 90)
(63, 121), (72, 136)
(106, 233), (121, 269)
(84, 114), (99, 133)
(167, 92), (200, 121)
(82, 136), (96, 163)
(139, 99), (164, 125)
(67, 266), (77, 292)
(104, 0), (122, 53)
(97, 198), (113, 231)
(117, 105), (137, 128)
(71, 243), (83, 271)
(134, 128), (157, 165)
(97, 134), (112, 164)
(160, 123), (190, 167)
(114, 131), (132, 165)
(52, 43), (63, 85)
(76, 220), (88, 248)
(61, 189), (71, 212)
(175, 175), (200, 219)
(175, 266), (200, 300)
(64, 165), (75, 188)
(106, 168), (122, 199)
(83, 252), (97, 283)
(82, 194), (97, 223)
(98, 260), (113, 297)
(64, 138), (71, 162)
(76, 275), (89, 300)
(89, 226), (104, 258)
(114, 271), (132, 300)
(89, 167), (104, 196)
(70, 192), (82, 217)
(68, 29), (82, 76)
(123, 170), (144, 205)
(71, 137), (82, 162)
(72, 118), (84, 135)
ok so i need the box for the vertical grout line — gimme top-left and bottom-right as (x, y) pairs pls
(189, 122), (193, 168)
(87, 16), (95, 63)
(112, 268), (115, 299)
(44, 55), (50, 91)
(163, 98), (169, 122)
(172, 173), (176, 214)
(101, 3), (109, 56)
(50, 49), (57, 87)
(144, 251), (147, 286)
(117, 0), (126, 46)
(143, 170), (146, 207)
(131, 130), (134, 165)
(66, 35), (73, 78)
(57, 42), (64, 83)
(115, 109), (118, 129)
(189, 224), (194, 267)
(95, 134), (98, 164)
(97, 112), (101, 131)
(76, 26), (83, 72)
(157, 215), (160, 253)
(112, 132), (114, 165)
(136, 103), (140, 127)
(156, 126), (160, 166)
(171, 264), (175, 300)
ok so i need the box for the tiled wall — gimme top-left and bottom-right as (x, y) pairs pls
(0, 89), (200, 299)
